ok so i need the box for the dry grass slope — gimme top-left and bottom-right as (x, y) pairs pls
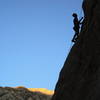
(0, 86), (53, 100)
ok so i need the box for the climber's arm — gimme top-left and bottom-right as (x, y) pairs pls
(79, 17), (83, 24)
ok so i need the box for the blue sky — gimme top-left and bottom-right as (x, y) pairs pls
(0, 0), (83, 90)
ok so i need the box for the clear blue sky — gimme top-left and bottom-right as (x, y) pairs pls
(0, 0), (83, 90)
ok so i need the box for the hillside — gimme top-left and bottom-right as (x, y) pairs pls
(0, 87), (53, 100)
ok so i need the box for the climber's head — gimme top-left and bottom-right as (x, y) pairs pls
(72, 13), (77, 17)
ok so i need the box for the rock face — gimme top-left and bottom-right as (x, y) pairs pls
(52, 0), (100, 100)
(0, 87), (52, 100)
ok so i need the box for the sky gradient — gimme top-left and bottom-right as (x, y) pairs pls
(0, 0), (83, 90)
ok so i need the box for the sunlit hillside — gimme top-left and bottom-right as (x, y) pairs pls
(16, 86), (54, 95)
(0, 86), (53, 100)
(28, 88), (54, 95)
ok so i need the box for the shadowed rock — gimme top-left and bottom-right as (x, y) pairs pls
(52, 0), (100, 100)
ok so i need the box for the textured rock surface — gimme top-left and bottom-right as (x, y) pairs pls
(52, 0), (100, 100)
(0, 87), (52, 100)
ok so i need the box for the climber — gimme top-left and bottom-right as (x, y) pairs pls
(72, 13), (83, 42)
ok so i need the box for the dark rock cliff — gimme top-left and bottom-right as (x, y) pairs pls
(52, 0), (100, 100)
(0, 87), (52, 100)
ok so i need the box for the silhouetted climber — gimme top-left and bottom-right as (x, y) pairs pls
(72, 13), (83, 42)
